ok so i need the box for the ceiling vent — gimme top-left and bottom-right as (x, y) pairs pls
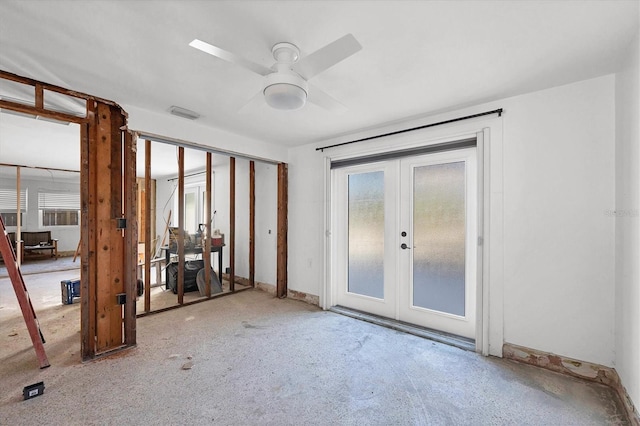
(169, 106), (200, 120)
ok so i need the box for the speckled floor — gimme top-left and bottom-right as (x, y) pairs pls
(0, 286), (629, 425)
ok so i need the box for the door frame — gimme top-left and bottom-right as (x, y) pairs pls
(323, 119), (503, 357)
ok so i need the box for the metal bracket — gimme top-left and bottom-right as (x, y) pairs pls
(116, 293), (126, 305)
(116, 218), (127, 229)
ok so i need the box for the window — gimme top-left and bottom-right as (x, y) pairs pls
(0, 187), (27, 227)
(38, 191), (80, 227)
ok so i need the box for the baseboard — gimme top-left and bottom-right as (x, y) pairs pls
(503, 343), (639, 425)
(251, 280), (320, 306)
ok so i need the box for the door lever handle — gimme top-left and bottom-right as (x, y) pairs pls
(400, 243), (410, 250)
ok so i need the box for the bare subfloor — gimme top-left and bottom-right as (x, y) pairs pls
(0, 288), (629, 425)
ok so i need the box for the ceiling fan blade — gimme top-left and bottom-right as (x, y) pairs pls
(238, 89), (266, 114)
(307, 83), (348, 113)
(293, 34), (362, 80)
(189, 39), (272, 76)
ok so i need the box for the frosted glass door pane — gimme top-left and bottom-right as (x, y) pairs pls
(413, 162), (465, 315)
(348, 171), (384, 298)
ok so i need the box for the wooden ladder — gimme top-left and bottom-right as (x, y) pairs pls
(0, 215), (50, 369)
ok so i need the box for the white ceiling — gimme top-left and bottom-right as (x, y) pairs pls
(0, 0), (638, 168)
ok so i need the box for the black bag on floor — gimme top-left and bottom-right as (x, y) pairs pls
(166, 260), (203, 294)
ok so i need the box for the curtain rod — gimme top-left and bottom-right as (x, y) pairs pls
(316, 108), (503, 152)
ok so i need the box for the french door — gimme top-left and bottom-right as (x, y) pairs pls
(332, 148), (477, 339)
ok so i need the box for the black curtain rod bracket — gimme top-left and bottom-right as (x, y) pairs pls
(317, 108), (503, 152)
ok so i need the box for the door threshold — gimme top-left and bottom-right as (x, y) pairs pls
(330, 305), (475, 352)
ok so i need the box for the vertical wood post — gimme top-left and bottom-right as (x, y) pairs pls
(249, 161), (255, 287)
(16, 166), (21, 266)
(229, 157), (235, 292)
(277, 163), (288, 298)
(144, 140), (152, 312)
(205, 153), (212, 297)
(123, 131), (137, 346)
(80, 118), (95, 359)
(178, 147), (185, 304)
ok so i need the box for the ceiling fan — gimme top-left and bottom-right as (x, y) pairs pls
(189, 34), (362, 112)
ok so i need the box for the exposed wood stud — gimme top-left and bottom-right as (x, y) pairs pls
(249, 161), (255, 288)
(80, 119), (95, 360)
(108, 106), (124, 349)
(35, 83), (44, 110)
(16, 166), (21, 267)
(144, 140), (152, 312)
(229, 157), (236, 292)
(277, 163), (288, 298)
(178, 147), (185, 304)
(95, 103), (114, 352)
(123, 130), (137, 346)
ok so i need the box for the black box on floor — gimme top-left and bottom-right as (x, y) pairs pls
(23, 382), (45, 400)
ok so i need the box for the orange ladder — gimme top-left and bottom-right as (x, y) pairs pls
(0, 215), (49, 369)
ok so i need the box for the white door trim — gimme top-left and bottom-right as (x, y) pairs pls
(322, 116), (504, 357)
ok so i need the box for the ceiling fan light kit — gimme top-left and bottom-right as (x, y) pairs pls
(263, 71), (308, 110)
(189, 34), (362, 112)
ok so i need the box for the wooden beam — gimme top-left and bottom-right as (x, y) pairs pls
(108, 105), (124, 349)
(123, 129), (137, 346)
(229, 157), (235, 292)
(0, 99), (86, 124)
(35, 84), (44, 110)
(144, 140), (152, 312)
(80, 119), (95, 360)
(249, 161), (255, 288)
(205, 153), (212, 298)
(178, 147), (185, 304)
(277, 163), (288, 298)
(95, 104), (114, 352)
(0, 69), (119, 106)
(0, 162), (79, 174)
(16, 166), (21, 267)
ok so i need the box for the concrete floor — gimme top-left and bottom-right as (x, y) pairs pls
(0, 278), (629, 425)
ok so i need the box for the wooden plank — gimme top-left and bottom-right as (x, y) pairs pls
(229, 157), (235, 292)
(0, 162), (79, 174)
(0, 100), (87, 124)
(144, 140), (152, 312)
(108, 106), (124, 349)
(16, 166), (21, 267)
(177, 147), (185, 304)
(82, 112), (97, 360)
(249, 161), (255, 287)
(95, 103), (115, 352)
(0, 69), (119, 106)
(35, 83), (44, 110)
(277, 163), (288, 298)
(123, 128), (137, 346)
(204, 153), (212, 298)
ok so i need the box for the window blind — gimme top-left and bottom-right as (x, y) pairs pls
(0, 188), (27, 212)
(38, 192), (80, 210)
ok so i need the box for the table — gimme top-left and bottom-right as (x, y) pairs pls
(161, 244), (224, 286)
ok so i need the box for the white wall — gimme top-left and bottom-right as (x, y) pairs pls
(615, 29), (640, 409)
(288, 74), (617, 366)
(0, 175), (80, 252)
